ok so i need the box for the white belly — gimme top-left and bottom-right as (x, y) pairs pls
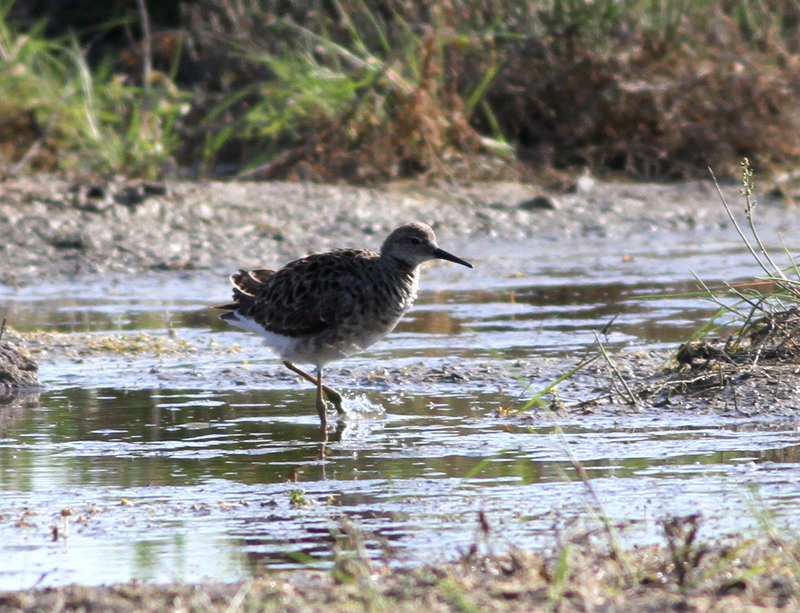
(225, 312), (298, 357)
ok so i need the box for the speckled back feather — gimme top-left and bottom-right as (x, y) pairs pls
(218, 248), (417, 339)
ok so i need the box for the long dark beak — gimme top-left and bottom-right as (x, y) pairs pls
(432, 247), (473, 268)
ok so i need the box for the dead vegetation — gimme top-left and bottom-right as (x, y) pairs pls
(637, 307), (800, 412)
(490, 46), (800, 181)
(637, 163), (800, 409)
(5, 1), (800, 182)
(677, 307), (800, 370)
(1, 515), (798, 612)
(164, 0), (800, 182)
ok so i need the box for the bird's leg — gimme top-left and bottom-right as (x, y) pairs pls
(315, 366), (327, 426)
(282, 361), (344, 414)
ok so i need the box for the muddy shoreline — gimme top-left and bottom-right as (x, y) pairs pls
(2, 175), (796, 283)
(3, 176), (800, 414)
(3, 177), (800, 609)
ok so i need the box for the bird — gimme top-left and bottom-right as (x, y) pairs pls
(214, 222), (472, 427)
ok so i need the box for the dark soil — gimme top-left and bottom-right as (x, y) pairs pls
(0, 340), (39, 389)
(635, 311), (800, 417)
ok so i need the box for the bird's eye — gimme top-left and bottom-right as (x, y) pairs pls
(409, 237), (421, 245)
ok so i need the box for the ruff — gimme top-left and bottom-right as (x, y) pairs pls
(215, 222), (472, 427)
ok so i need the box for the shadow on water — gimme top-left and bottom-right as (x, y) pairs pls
(2, 237), (800, 587)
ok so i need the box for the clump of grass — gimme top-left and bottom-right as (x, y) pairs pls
(192, 1), (489, 183)
(185, 0), (800, 181)
(287, 489), (307, 507)
(674, 159), (800, 371)
(620, 160), (800, 408)
(0, 1), (187, 178)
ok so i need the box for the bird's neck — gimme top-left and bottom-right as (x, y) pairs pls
(386, 255), (418, 275)
(384, 257), (420, 299)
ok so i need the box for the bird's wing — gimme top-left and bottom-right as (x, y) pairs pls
(213, 268), (276, 312)
(249, 250), (374, 337)
(229, 267), (277, 298)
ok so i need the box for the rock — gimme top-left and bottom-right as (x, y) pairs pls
(49, 231), (91, 250)
(565, 171), (597, 194)
(114, 182), (168, 208)
(0, 340), (41, 388)
(518, 195), (559, 211)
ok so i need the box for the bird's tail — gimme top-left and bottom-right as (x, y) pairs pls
(213, 268), (275, 320)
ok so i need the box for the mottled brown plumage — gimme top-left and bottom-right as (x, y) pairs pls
(215, 222), (472, 427)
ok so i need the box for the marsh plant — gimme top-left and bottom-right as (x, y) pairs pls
(5, 1), (800, 180)
(676, 159), (800, 368)
(0, 2), (188, 177)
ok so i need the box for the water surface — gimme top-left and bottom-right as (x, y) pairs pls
(2, 234), (799, 588)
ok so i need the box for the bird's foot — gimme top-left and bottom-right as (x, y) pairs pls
(322, 386), (345, 415)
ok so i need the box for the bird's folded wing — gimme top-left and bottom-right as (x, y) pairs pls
(255, 278), (358, 337)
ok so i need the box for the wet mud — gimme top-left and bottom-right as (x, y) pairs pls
(1, 175), (793, 282)
(0, 340), (40, 389)
(2, 175), (798, 411)
(8, 321), (800, 419)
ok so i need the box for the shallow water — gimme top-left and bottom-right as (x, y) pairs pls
(2, 234), (800, 588)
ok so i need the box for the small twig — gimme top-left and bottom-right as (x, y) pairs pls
(516, 350), (601, 413)
(593, 332), (637, 405)
(752, 345), (763, 368)
(599, 314), (618, 340)
(0, 318), (6, 340)
(498, 378), (534, 415)
(224, 578), (254, 613)
(572, 394), (613, 409)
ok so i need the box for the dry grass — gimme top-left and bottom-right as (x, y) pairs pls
(1, 525), (798, 612)
(4, 1), (800, 182)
